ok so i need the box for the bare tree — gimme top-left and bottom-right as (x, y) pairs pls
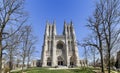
(0, 0), (27, 72)
(84, 0), (120, 73)
(82, 29), (105, 73)
(98, 0), (120, 73)
(4, 26), (24, 71)
(20, 26), (29, 71)
(90, 46), (98, 67)
(80, 36), (99, 68)
(6, 30), (18, 70)
(82, 45), (89, 67)
(26, 27), (37, 68)
(27, 45), (36, 68)
(19, 25), (37, 71)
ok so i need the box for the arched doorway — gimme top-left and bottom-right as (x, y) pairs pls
(57, 56), (64, 66)
(47, 57), (51, 66)
(70, 56), (76, 66)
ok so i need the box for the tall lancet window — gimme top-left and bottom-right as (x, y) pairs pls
(67, 26), (69, 37)
(70, 26), (73, 38)
(49, 25), (50, 36)
(48, 41), (49, 51)
(68, 41), (70, 51)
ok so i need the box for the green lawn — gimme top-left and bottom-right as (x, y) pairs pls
(11, 67), (95, 73)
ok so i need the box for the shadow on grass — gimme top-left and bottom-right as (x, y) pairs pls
(11, 67), (95, 73)
(69, 67), (95, 73)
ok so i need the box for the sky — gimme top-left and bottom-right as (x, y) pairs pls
(24, 0), (96, 60)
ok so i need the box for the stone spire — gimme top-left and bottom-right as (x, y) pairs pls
(53, 20), (56, 35)
(45, 21), (49, 36)
(64, 20), (67, 35)
(41, 21), (49, 67)
(51, 20), (57, 67)
(70, 21), (80, 66)
(63, 21), (70, 66)
(70, 22), (76, 40)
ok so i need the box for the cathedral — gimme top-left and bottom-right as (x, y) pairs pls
(41, 21), (86, 67)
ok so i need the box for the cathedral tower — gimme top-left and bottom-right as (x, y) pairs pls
(41, 21), (80, 67)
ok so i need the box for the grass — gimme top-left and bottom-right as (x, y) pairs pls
(11, 67), (95, 73)
(90, 67), (120, 73)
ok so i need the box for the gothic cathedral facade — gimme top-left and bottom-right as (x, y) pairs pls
(41, 21), (81, 67)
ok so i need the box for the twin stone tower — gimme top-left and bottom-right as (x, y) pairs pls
(41, 21), (86, 67)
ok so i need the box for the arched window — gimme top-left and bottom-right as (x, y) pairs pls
(56, 41), (64, 49)
(57, 43), (63, 49)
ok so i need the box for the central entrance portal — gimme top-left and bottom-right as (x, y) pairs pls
(57, 56), (64, 66)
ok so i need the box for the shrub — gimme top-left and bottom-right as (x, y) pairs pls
(4, 66), (10, 73)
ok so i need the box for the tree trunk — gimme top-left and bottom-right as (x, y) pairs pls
(16, 59), (19, 68)
(100, 51), (105, 73)
(94, 52), (96, 67)
(22, 57), (25, 72)
(9, 58), (13, 70)
(0, 32), (2, 73)
(27, 56), (30, 68)
(108, 50), (110, 73)
(9, 50), (13, 70)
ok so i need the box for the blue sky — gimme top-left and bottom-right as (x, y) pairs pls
(25, 0), (96, 60)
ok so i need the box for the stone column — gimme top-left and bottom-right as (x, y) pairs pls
(74, 43), (80, 66)
(71, 24), (80, 66)
(52, 24), (56, 67)
(49, 25), (52, 53)
(42, 24), (49, 67)
(64, 24), (69, 66)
